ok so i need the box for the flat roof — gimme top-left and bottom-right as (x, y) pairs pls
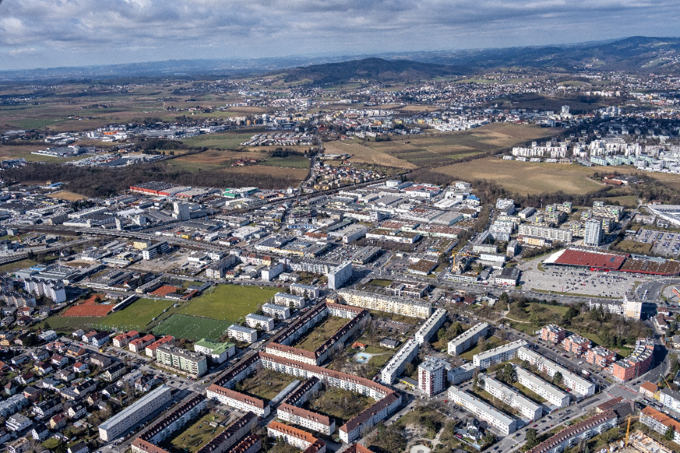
(551, 249), (626, 269)
(99, 385), (171, 431)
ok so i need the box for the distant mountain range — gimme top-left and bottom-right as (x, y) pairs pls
(1, 36), (679, 83)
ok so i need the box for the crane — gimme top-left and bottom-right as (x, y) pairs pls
(625, 415), (640, 447)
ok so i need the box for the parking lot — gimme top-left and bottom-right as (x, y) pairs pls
(633, 228), (680, 256)
(522, 264), (645, 298)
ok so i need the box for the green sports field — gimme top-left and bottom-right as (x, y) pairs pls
(152, 314), (232, 341)
(95, 298), (175, 332)
(180, 284), (279, 323)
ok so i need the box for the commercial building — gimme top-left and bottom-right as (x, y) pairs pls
(262, 303), (291, 320)
(481, 374), (542, 421)
(156, 345), (208, 377)
(414, 308), (447, 345)
(517, 347), (596, 397)
(98, 385), (172, 441)
(328, 262), (352, 290)
(473, 340), (527, 369)
(245, 313), (275, 331)
(515, 366), (570, 408)
(193, 339), (236, 364)
(448, 322), (489, 356)
(418, 359), (446, 397)
(339, 289), (433, 319)
(380, 338), (419, 384)
(640, 406), (680, 445)
(227, 325), (258, 343)
(142, 242), (170, 260)
(526, 410), (618, 453)
(540, 325), (567, 344)
(447, 386), (517, 435)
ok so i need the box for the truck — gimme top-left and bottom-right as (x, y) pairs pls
(581, 370), (590, 377)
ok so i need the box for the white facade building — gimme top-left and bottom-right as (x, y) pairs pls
(245, 313), (275, 331)
(414, 309), (447, 345)
(517, 347), (596, 397)
(448, 323), (489, 356)
(98, 385), (172, 441)
(515, 366), (570, 408)
(473, 340), (527, 369)
(418, 359), (446, 396)
(448, 386), (517, 435)
(328, 262), (352, 290)
(227, 325), (258, 343)
(481, 374), (542, 421)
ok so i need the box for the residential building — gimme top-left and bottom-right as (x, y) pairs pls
(339, 289), (432, 319)
(267, 420), (324, 451)
(481, 374), (542, 421)
(562, 335), (592, 356)
(640, 406), (680, 445)
(98, 385), (172, 441)
(610, 338), (654, 382)
(328, 262), (352, 290)
(584, 219), (603, 247)
(448, 386), (517, 435)
(517, 347), (596, 397)
(448, 363), (477, 385)
(414, 308), (447, 345)
(526, 410), (618, 453)
(274, 292), (306, 308)
(6, 413), (32, 432)
(639, 382), (658, 400)
(206, 385), (271, 417)
(518, 224), (573, 243)
(515, 366), (570, 408)
(245, 313), (275, 331)
(418, 359), (446, 397)
(227, 325), (258, 343)
(585, 346), (616, 368)
(156, 344), (208, 377)
(142, 241), (169, 260)
(540, 325), (567, 344)
(129, 334), (155, 353)
(193, 339), (235, 364)
(289, 283), (319, 299)
(194, 412), (258, 453)
(262, 303), (291, 320)
(473, 340), (527, 369)
(448, 322), (489, 356)
(380, 338), (419, 384)
(145, 335), (174, 357)
(659, 388), (680, 412)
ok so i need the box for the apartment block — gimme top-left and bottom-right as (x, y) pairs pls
(526, 410), (618, 453)
(193, 339), (236, 364)
(518, 224), (573, 243)
(380, 338), (419, 384)
(562, 334), (592, 356)
(339, 289), (433, 319)
(473, 340), (527, 369)
(448, 386), (517, 435)
(99, 385), (172, 441)
(195, 412), (258, 453)
(267, 421), (325, 452)
(156, 344), (208, 377)
(274, 292), (306, 308)
(228, 325), (258, 343)
(610, 338), (654, 382)
(448, 363), (477, 385)
(145, 335), (174, 357)
(640, 406), (680, 445)
(517, 347), (596, 397)
(113, 331), (140, 348)
(262, 303), (291, 320)
(129, 334), (155, 353)
(515, 366), (570, 408)
(290, 283), (320, 299)
(415, 309), (447, 345)
(540, 325), (566, 344)
(328, 262), (352, 290)
(418, 359), (446, 397)
(448, 322), (489, 356)
(246, 313), (275, 331)
(481, 374), (542, 421)
(206, 385), (271, 418)
(142, 241), (170, 260)
(585, 346), (616, 368)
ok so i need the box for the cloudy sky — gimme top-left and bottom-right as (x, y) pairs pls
(1, 0), (679, 71)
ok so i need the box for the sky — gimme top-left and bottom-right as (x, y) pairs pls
(1, 0), (680, 71)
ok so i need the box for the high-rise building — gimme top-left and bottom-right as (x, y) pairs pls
(584, 219), (602, 247)
(418, 359), (446, 397)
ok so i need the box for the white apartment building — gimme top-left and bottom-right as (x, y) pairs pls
(448, 322), (489, 356)
(515, 366), (570, 408)
(418, 359), (446, 397)
(277, 403), (336, 435)
(206, 385), (271, 418)
(517, 347), (596, 397)
(481, 374), (542, 421)
(274, 292), (306, 308)
(141, 241), (170, 260)
(380, 338), (419, 384)
(449, 363), (477, 385)
(267, 421), (320, 451)
(227, 325), (258, 343)
(262, 303), (291, 320)
(339, 289), (433, 319)
(193, 339), (235, 364)
(98, 385), (172, 441)
(290, 283), (320, 299)
(156, 344), (208, 377)
(415, 308), (447, 345)
(328, 262), (353, 290)
(473, 340), (527, 369)
(448, 386), (517, 435)
(518, 224), (573, 243)
(245, 313), (275, 331)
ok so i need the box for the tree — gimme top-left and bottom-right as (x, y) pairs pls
(665, 424), (675, 441)
(525, 428), (538, 448)
(553, 371), (563, 386)
(483, 432), (496, 445)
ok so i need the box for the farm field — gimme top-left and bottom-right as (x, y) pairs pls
(165, 149), (268, 172)
(260, 155), (310, 168)
(434, 158), (627, 195)
(40, 316), (102, 333)
(180, 284), (278, 323)
(180, 131), (258, 150)
(47, 190), (88, 201)
(94, 298), (175, 332)
(292, 316), (351, 352)
(152, 314), (232, 341)
(322, 140), (417, 169)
